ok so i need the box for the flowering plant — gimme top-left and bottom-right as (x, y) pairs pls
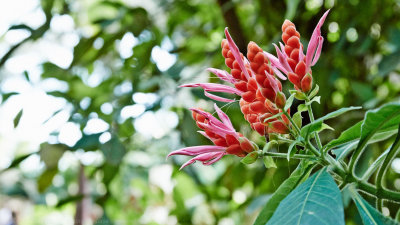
(169, 10), (400, 225)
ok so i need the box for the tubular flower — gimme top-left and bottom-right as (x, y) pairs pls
(167, 104), (255, 169)
(180, 29), (289, 136)
(265, 10), (329, 93)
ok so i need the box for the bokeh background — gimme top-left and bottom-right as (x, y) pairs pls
(1, 0), (400, 224)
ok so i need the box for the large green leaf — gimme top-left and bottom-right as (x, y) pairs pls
(253, 163), (313, 225)
(300, 106), (361, 139)
(332, 129), (398, 160)
(357, 103), (400, 150)
(326, 102), (400, 151)
(266, 169), (345, 225)
(350, 188), (399, 225)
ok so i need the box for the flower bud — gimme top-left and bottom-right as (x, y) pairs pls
(301, 73), (313, 93)
(275, 91), (286, 109)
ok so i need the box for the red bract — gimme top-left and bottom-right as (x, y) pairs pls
(167, 104), (255, 169)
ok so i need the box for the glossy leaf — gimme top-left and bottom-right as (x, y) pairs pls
(351, 188), (399, 225)
(266, 169), (345, 225)
(253, 163), (313, 225)
(301, 106), (361, 139)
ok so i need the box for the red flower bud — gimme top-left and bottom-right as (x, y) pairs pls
(275, 91), (286, 109)
(301, 73), (313, 93)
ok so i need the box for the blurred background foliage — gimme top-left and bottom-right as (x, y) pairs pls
(1, 0), (400, 224)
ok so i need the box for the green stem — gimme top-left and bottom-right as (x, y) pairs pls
(263, 152), (318, 160)
(282, 111), (301, 135)
(305, 98), (323, 150)
(361, 147), (390, 181)
(375, 124), (400, 210)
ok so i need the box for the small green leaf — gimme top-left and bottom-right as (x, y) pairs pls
(241, 151), (259, 164)
(263, 156), (277, 168)
(267, 169), (345, 225)
(263, 112), (283, 123)
(284, 93), (296, 111)
(39, 143), (68, 169)
(350, 187), (399, 225)
(297, 104), (308, 112)
(263, 140), (278, 153)
(301, 106), (361, 139)
(305, 96), (321, 105)
(13, 109), (23, 128)
(290, 90), (307, 100)
(287, 141), (298, 161)
(38, 168), (58, 193)
(293, 111), (302, 128)
(308, 84), (319, 99)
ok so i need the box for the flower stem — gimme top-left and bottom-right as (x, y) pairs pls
(305, 98), (323, 150)
(282, 111), (301, 135)
(263, 151), (318, 160)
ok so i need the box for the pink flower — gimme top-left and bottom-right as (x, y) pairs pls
(167, 104), (255, 169)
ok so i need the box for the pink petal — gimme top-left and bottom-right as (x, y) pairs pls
(197, 131), (213, 141)
(190, 108), (228, 129)
(179, 152), (225, 170)
(214, 103), (235, 132)
(299, 44), (305, 62)
(306, 10), (330, 69)
(224, 28), (251, 80)
(264, 51), (288, 75)
(207, 68), (235, 83)
(271, 67), (287, 80)
(167, 145), (226, 158)
(273, 43), (293, 73)
(311, 36), (324, 66)
(204, 91), (235, 103)
(202, 152), (226, 165)
(180, 83), (242, 95)
(197, 122), (231, 137)
(265, 74), (279, 94)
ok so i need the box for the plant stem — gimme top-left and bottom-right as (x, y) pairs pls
(263, 152), (318, 160)
(361, 147), (390, 181)
(282, 111), (301, 135)
(305, 98), (323, 150)
(375, 124), (400, 210)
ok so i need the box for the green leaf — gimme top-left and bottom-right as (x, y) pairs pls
(38, 168), (58, 193)
(301, 106), (361, 139)
(305, 96), (321, 106)
(332, 129), (398, 160)
(290, 90), (307, 100)
(101, 135), (127, 166)
(72, 133), (102, 151)
(284, 93), (296, 111)
(39, 143), (68, 169)
(297, 104), (308, 113)
(56, 195), (84, 207)
(287, 141), (298, 161)
(350, 188), (399, 225)
(241, 151), (259, 164)
(253, 163), (314, 225)
(13, 109), (23, 128)
(357, 103), (400, 151)
(293, 111), (302, 128)
(263, 112), (283, 123)
(263, 156), (277, 168)
(266, 169), (345, 225)
(309, 84), (319, 99)
(262, 140), (278, 153)
(325, 121), (362, 150)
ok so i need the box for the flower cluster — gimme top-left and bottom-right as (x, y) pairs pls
(169, 10), (329, 169)
(167, 104), (255, 169)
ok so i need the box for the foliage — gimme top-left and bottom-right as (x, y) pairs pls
(1, 0), (400, 224)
